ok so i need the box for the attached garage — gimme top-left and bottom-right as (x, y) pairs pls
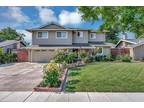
(28, 49), (56, 63)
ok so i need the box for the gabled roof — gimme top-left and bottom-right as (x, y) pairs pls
(26, 23), (106, 32)
(115, 39), (137, 48)
(37, 22), (66, 29)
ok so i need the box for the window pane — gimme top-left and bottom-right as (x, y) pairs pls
(38, 32), (42, 38)
(38, 32), (48, 38)
(61, 32), (66, 37)
(57, 32), (61, 37)
(57, 32), (67, 38)
(42, 32), (48, 38)
(77, 31), (83, 38)
(91, 33), (96, 39)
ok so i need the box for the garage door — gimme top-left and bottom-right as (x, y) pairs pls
(32, 49), (55, 63)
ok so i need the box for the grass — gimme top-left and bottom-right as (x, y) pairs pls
(65, 62), (144, 92)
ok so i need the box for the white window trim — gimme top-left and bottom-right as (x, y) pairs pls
(55, 31), (68, 39)
(37, 31), (48, 39)
(77, 31), (83, 38)
(90, 33), (96, 39)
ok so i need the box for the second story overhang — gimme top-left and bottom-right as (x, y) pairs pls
(26, 28), (91, 33)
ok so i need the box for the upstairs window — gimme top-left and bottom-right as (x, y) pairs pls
(90, 33), (96, 39)
(77, 31), (83, 38)
(56, 31), (68, 39)
(37, 32), (48, 39)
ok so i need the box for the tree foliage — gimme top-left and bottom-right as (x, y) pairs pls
(0, 27), (25, 41)
(106, 27), (120, 44)
(78, 6), (144, 38)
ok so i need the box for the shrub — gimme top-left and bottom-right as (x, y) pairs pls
(54, 51), (77, 64)
(95, 55), (105, 61)
(121, 55), (132, 62)
(141, 57), (144, 62)
(54, 52), (66, 64)
(116, 55), (132, 62)
(42, 63), (60, 87)
(0, 53), (16, 64)
(89, 56), (95, 62)
(83, 57), (90, 63)
(80, 52), (87, 59)
(103, 55), (114, 62)
(65, 52), (77, 63)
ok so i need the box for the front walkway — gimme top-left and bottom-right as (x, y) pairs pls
(1, 92), (144, 102)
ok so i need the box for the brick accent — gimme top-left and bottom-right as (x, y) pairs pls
(17, 49), (28, 62)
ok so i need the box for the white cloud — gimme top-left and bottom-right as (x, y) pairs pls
(3, 7), (29, 23)
(59, 10), (82, 25)
(36, 7), (57, 23)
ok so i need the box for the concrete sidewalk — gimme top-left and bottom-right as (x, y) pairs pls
(0, 92), (144, 102)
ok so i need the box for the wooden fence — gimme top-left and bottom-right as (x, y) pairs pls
(111, 48), (130, 56)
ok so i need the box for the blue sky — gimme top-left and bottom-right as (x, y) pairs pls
(0, 6), (103, 30)
(0, 6), (135, 43)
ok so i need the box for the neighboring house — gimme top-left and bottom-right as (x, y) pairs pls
(131, 39), (144, 60)
(24, 23), (113, 62)
(0, 40), (27, 54)
(115, 39), (137, 48)
(115, 35), (144, 60)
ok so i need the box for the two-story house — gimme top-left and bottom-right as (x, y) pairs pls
(25, 23), (113, 62)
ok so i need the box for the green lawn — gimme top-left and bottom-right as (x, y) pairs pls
(66, 62), (144, 92)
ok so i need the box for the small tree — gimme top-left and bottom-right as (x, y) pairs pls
(42, 63), (60, 87)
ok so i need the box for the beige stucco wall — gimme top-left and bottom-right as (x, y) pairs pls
(32, 31), (73, 45)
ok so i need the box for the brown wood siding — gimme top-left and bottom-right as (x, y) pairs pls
(111, 48), (130, 56)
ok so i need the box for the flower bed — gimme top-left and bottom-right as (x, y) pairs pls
(34, 68), (68, 92)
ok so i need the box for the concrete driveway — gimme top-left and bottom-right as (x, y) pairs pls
(0, 62), (44, 91)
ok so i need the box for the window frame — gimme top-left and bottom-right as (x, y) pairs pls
(90, 33), (96, 39)
(37, 31), (49, 39)
(55, 31), (68, 39)
(77, 31), (83, 38)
